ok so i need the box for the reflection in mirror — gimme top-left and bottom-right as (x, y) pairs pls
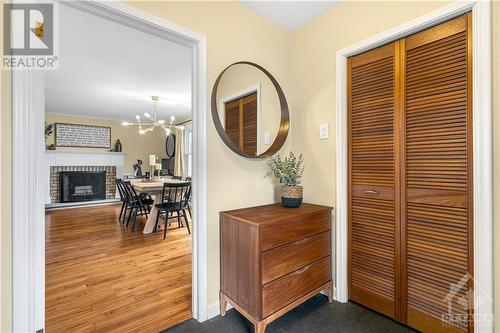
(216, 64), (281, 157)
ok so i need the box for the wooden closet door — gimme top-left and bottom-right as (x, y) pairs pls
(403, 14), (472, 332)
(242, 93), (257, 155)
(225, 99), (241, 146)
(224, 92), (258, 155)
(348, 42), (399, 319)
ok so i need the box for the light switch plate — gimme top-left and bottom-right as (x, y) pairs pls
(320, 123), (329, 140)
(264, 132), (271, 144)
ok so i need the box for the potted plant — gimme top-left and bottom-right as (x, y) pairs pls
(45, 122), (56, 150)
(267, 152), (305, 208)
(45, 122), (53, 141)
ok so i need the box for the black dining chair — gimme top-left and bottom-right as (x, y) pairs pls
(154, 182), (191, 239)
(115, 179), (128, 222)
(122, 181), (154, 232)
(116, 178), (140, 224)
(184, 177), (192, 218)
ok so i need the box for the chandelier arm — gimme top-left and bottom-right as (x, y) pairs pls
(123, 96), (166, 134)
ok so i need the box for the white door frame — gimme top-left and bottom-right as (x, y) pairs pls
(11, 1), (208, 332)
(335, 1), (493, 332)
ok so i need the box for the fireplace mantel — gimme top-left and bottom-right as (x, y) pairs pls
(45, 150), (125, 204)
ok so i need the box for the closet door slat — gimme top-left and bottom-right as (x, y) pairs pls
(404, 14), (472, 333)
(224, 100), (240, 146)
(242, 93), (257, 155)
(348, 42), (397, 319)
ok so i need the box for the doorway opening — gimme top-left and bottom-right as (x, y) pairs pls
(11, 2), (208, 332)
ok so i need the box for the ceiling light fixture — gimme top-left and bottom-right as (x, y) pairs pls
(122, 96), (176, 135)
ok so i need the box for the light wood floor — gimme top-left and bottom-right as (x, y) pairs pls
(45, 204), (192, 333)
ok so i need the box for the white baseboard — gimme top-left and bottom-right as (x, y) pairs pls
(320, 285), (337, 301)
(207, 301), (233, 320)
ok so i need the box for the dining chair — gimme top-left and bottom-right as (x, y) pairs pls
(115, 179), (128, 222)
(184, 177), (192, 218)
(122, 181), (154, 232)
(154, 182), (191, 239)
(117, 178), (138, 224)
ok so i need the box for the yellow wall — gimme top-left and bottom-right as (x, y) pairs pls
(45, 114), (168, 174)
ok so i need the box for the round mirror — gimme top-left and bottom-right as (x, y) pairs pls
(166, 134), (176, 158)
(211, 62), (289, 158)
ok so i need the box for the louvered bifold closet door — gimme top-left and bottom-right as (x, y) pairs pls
(225, 99), (241, 146)
(403, 14), (472, 333)
(242, 93), (258, 155)
(348, 43), (399, 319)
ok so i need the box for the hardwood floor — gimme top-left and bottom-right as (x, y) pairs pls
(45, 204), (192, 333)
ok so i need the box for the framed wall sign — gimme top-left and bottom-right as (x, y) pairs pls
(54, 123), (111, 148)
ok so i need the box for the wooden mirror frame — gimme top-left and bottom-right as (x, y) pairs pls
(211, 61), (290, 158)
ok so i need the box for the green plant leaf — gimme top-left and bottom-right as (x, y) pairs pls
(266, 151), (305, 186)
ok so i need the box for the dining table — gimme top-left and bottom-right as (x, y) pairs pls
(130, 177), (188, 234)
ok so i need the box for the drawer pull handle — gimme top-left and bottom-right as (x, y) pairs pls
(294, 238), (309, 245)
(293, 265), (310, 275)
(364, 190), (379, 194)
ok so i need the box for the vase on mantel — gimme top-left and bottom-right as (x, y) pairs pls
(115, 139), (122, 152)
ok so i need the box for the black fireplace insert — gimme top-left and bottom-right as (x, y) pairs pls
(59, 171), (106, 203)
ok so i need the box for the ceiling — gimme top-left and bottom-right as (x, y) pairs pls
(45, 4), (192, 123)
(240, 1), (339, 31)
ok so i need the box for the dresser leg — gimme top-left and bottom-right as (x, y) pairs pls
(327, 281), (334, 303)
(220, 292), (228, 317)
(255, 321), (267, 333)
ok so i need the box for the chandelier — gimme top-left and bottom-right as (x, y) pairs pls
(122, 96), (175, 135)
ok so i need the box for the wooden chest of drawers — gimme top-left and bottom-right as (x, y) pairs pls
(220, 203), (333, 333)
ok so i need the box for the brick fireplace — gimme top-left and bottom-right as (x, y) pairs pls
(50, 166), (116, 203)
(45, 151), (124, 205)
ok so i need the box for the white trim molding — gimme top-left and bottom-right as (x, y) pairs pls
(12, 70), (46, 333)
(12, 1), (209, 331)
(335, 1), (493, 332)
(207, 301), (233, 320)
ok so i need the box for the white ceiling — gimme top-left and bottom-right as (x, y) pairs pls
(240, 1), (339, 31)
(45, 4), (192, 123)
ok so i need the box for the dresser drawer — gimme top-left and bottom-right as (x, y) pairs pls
(262, 231), (330, 284)
(261, 210), (330, 251)
(261, 257), (331, 318)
